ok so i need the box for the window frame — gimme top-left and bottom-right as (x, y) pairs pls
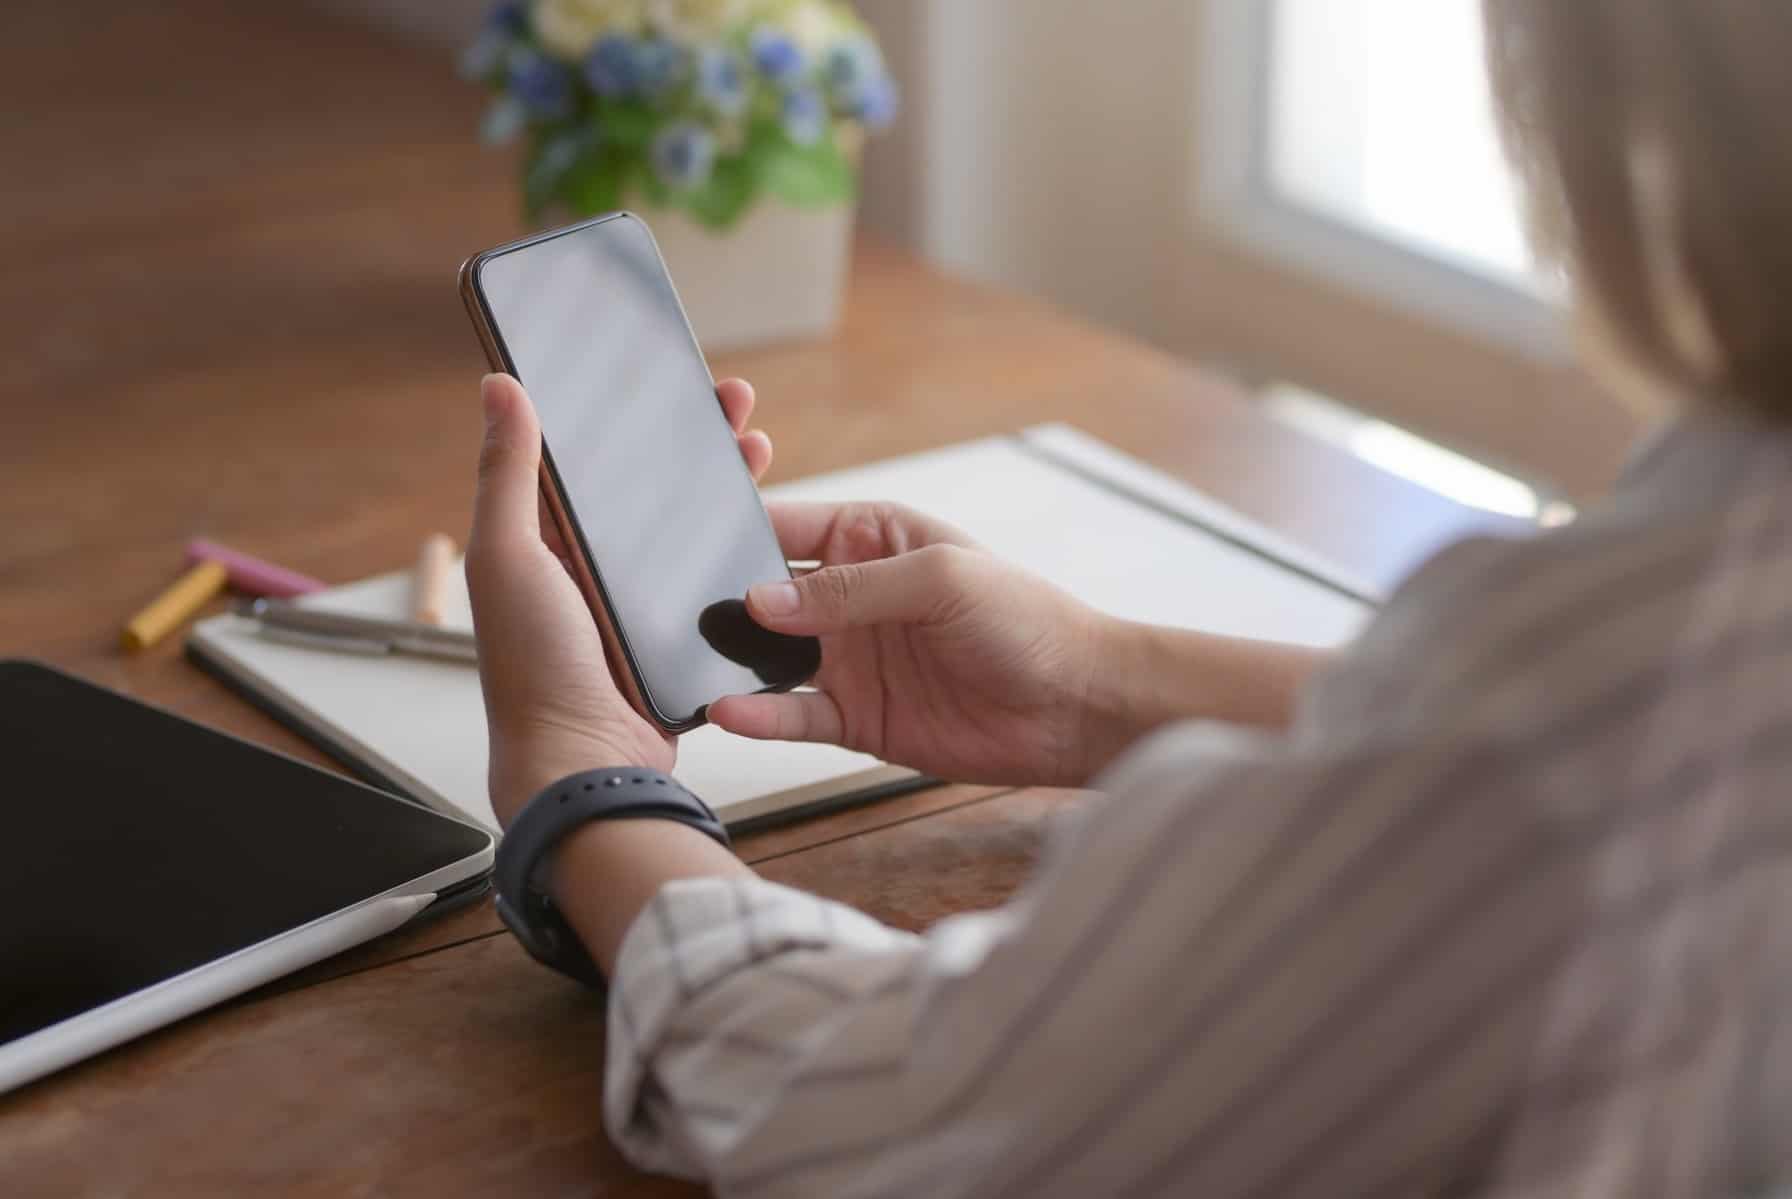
(1197, 0), (1567, 361)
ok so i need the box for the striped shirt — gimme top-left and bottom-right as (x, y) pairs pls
(603, 409), (1792, 1197)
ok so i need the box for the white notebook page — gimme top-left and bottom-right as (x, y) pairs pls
(189, 426), (1373, 832)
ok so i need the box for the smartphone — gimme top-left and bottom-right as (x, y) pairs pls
(459, 213), (821, 733)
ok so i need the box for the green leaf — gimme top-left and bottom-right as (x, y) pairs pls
(754, 133), (855, 208)
(601, 103), (658, 148)
(628, 155), (672, 208)
(563, 152), (625, 216)
(681, 155), (757, 229)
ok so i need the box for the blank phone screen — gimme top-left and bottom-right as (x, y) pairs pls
(472, 215), (819, 725)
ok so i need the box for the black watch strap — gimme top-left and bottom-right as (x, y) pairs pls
(495, 768), (731, 988)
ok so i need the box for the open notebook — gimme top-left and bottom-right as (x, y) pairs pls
(188, 425), (1376, 833)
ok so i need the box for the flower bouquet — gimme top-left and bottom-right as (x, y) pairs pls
(464, 0), (898, 230)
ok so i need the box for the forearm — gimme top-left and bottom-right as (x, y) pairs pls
(1081, 619), (1330, 778)
(549, 819), (752, 978)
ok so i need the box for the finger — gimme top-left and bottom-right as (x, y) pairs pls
(765, 502), (858, 561)
(739, 429), (773, 482)
(471, 374), (543, 555)
(709, 691), (846, 746)
(766, 501), (982, 563)
(746, 545), (966, 635)
(717, 378), (756, 435)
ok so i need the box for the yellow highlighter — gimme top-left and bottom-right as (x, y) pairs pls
(122, 561), (229, 652)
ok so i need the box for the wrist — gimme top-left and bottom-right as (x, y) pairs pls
(494, 766), (744, 984)
(489, 733), (651, 830)
(1075, 615), (1157, 782)
(1080, 621), (1328, 777)
(547, 811), (749, 976)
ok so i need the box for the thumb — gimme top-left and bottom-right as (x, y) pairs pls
(470, 373), (542, 553)
(746, 544), (967, 635)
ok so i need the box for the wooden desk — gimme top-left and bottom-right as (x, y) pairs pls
(0, 2), (1511, 1192)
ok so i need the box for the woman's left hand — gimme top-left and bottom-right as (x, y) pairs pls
(465, 372), (774, 828)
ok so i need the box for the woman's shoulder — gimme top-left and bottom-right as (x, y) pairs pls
(1302, 501), (1735, 741)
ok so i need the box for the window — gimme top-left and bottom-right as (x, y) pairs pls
(1201, 0), (1563, 356)
(1268, 0), (1533, 284)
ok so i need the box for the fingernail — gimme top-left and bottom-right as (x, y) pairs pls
(750, 581), (800, 616)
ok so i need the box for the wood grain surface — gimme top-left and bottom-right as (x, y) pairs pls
(1, 786), (1077, 1196)
(1, 0), (1510, 1193)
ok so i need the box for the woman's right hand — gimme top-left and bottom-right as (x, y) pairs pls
(707, 502), (1116, 788)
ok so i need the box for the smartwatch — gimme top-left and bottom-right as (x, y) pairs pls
(494, 768), (732, 988)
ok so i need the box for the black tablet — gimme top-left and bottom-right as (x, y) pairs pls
(0, 660), (494, 1092)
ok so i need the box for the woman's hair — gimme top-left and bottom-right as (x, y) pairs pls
(1485, 1), (1792, 415)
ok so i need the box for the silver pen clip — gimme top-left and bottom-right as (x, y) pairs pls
(242, 599), (479, 664)
(256, 625), (395, 657)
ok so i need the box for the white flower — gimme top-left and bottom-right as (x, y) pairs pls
(531, 0), (645, 61)
(785, 0), (844, 56)
(645, 0), (752, 41)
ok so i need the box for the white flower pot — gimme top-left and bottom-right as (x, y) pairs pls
(641, 201), (855, 353)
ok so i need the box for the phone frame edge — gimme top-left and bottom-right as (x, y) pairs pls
(456, 214), (819, 735)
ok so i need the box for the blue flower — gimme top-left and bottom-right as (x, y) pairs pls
(590, 35), (687, 100)
(536, 129), (585, 178)
(697, 47), (748, 116)
(480, 95), (528, 143)
(632, 37), (688, 97)
(509, 51), (574, 120)
(749, 26), (806, 85)
(584, 33), (640, 98)
(484, 1), (528, 35)
(781, 87), (827, 146)
(852, 73), (899, 130)
(822, 35), (898, 130)
(652, 122), (717, 190)
(823, 35), (884, 100)
(461, 27), (510, 79)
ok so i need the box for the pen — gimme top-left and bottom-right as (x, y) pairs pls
(242, 599), (479, 664)
(188, 538), (328, 598)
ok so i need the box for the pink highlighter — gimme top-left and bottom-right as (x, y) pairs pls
(185, 539), (328, 599)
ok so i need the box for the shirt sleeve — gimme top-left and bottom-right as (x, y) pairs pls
(602, 721), (1574, 1198)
